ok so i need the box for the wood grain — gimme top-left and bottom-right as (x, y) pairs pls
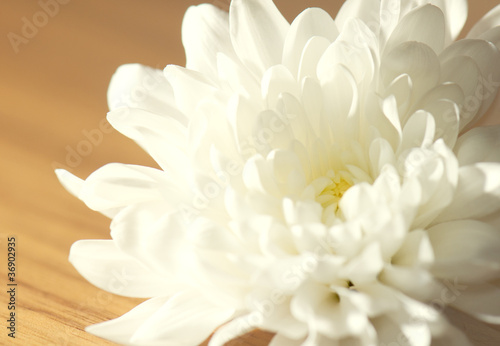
(0, 1), (497, 345)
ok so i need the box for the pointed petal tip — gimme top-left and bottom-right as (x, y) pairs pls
(55, 169), (83, 198)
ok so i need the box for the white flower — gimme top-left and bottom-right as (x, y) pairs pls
(57, 0), (500, 345)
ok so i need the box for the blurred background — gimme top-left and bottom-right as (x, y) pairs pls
(0, 0), (496, 344)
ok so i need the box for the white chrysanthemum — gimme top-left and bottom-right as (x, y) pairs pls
(57, 0), (500, 345)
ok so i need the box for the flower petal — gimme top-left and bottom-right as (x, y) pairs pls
(467, 5), (500, 39)
(182, 4), (235, 80)
(430, 0), (468, 42)
(283, 7), (339, 77)
(229, 0), (289, 77)
(107, 108), (190, 179)
(384, 4), (445, 55)
(335, 0), (380, 33)
(454, 125), (500, 165)
(86, 296), (174, 345)
(107, 64), (176, 115)
(439, 39), (500, 128)
(87, 291), (234, 345)
(69, 240), (177, 298)
(427, 220), (500, 283)
(131, 290), (235, 344)
(451, 284), (500, 325)
(55, 169), (83, 199)
(164, 65), (217, 117)
(77, 163), (179, 213)
(434, 162), (500, 222)
(381, 42), (440, 105)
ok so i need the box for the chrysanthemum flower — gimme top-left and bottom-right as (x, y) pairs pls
(57, 0), (500, 345)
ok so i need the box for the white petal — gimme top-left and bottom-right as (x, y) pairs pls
(110, 210), (194, 278)
(69, 240), (177, 298)
(399, 111), (436, 154)
(78, 163), (176, 213)
(451, 284), (500, 325)
(55, 169), (83, 199)
(131, 290), (235, 344)
(454, 125), (500, 165)
(290, 281), (368, 339)
(392, 229), (434, 267)
(262, 64), (300, 108)
(87, 291), (234, 345)
(430, 0), (468, 42)
(319, 64), (360, 141)
(182, 4), (234, 80)
(435, 162), (500, 222)
(427, 220), (500, 283)
(422, 99), (460, 149)
(382, 73), (412, 118)
(269, 334), (303, 346)
(335, 0), (380, 33)
(283, 7), (339, 77)
(217, 52), (260, 98)
(439, 56), (480, 131)
(229, 0), (289, 77)
(378, 0), (401, 44)
(369, 138), (396, 177)
(445, 308), (499, 344)
(243, 155), (281, 196)
(381, 42), (440, 104)
(298, 36), (331, 82)
(86, 296), (175, 345)
(384, 4), (445, 55)
(164, 65), (217, 116)
(318, 18), (377, 84)
(467, 5), (500, 39)
(380, 265), (442, 301)
(342, 243), (384, 285)
(107, 64), (176, 116)
(439, 39), (500, 128)
(107, 108), (189, 176)
(208, 314), (262, 346)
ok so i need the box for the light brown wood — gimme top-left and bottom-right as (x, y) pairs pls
(0, 1), (496, 345)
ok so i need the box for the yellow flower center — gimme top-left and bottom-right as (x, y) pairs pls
(313, 170), (353, 221)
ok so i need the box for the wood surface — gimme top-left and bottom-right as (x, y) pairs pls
(0, 1), (497, 345)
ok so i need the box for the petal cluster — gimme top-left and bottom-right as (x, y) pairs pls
(57, 0), (500, 345)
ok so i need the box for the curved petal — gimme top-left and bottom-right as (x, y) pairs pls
(107, 64), (176, 115)
(110, 209), (193, 278)
(384, 4), (445, 55)
(439, 39), (500, 128)
(427, 220), (500, 284)
(269, 334), (303, 346)
(164, 64), (217, 117)
(467, 5), (500, 39)
(451, 284), (500, 325)
(430, 0), (468, 42)
(77, 163), (180, 213)
(87, 291), (234, 345)
(69, 240), (178, 298)
(182, 4), (235, 80)
(454, 125), (500, 165)
(282, 7), (339, 77)
(434, 162), (500, 222)
(86, 296), (175, 346)
(381, 42), (440, 105)
(229, 0), (289, 77)
(107, 108), (191, 179)
(55, 169), (83, 199)
(131, 290), (235, 344)
(335, 0), (380, 33)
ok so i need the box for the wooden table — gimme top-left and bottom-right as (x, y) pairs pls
(0, 1), (497, 345)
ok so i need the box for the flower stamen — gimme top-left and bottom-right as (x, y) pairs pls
(315, 170), (353, 215)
